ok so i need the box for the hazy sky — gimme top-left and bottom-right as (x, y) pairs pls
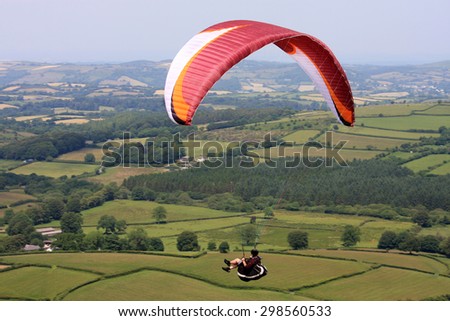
(1, 0), (449, 65)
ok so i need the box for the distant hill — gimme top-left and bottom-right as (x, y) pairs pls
(0, 60), (448, 100)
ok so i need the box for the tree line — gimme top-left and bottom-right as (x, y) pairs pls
(123, 159), (450, 212)
(0, 131), (85, 160)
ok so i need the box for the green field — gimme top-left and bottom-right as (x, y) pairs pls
(57, 147), (105, 162)
(1, 250), (448, 301)
(63, 270), (299, 301)
(82, 200), (242, 226)
(357, 115), (450, 131)
(282, 130), (321, 144)
(11, 162), (98, 178)
(428, 161), (450, 175)
(317, 132), (413, 150)
(84, 166), (167, 185)
(293, 250), (447, 274)
(416, 104), (450, 115)
(335, 126), (440, 139)
(355, 103), (434, 117)
(0, 266), (99, 300)
(0, 159), (22, 171)
(298, 267), (450, 300)
(0, 190), (36, 206)
(403, 154), (450, 173)
(254, 146), (381, 160)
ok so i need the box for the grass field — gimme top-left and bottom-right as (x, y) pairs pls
(0, 266), (99, 300)
(11, 162), (98, 178)
(63, 270), (301, 301)
(335, 126), (440, 139)
(357, 115), (450, 131)
(254, 146), (381, 160)
(0, 159), (22, 171)
(57, 147), (105, 162)
(402, 154), (450, 173)
(282, 130), (321, 144)
(298, 267), (450, 300)
(1, 250), (448, 300)
(355, 103), (434, 117)
(428, 161), (450, 175)
(84, 166), (167, 185)
(82, 200), (241, 226)
(317, 132), (413, 150)
(0, 190), (36, 206)
(416, 104), (450, 115)
(293, 250), (447, 274)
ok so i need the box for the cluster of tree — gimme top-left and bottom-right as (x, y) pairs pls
(51, 230), (165, 252)
(123, 159), (450, 212)
(0, 131), (85, 160)
(287, 225), (361, 250)
(377, 230), (450, 257)
(207, 241), (230, 253)
(102, 136), (186, 167)
(1, 185), (124, 228)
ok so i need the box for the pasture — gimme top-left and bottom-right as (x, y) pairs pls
(428, 161), (450, 175)
(1, 250), (448, 301)
(317, 132), (413, 150)
(298, 267), (450, 301)
(403, 154), (450, 173)
(254, 145), (381, 160)
(0, 266), (99, 300)
(84, 166), (167, 185)
(335, 126), (440, 139)
(416, 104), (450, 115)
(357, 115), (450, 131)
(82, 200), (242, 226)
(63, 270), (298, 301)
(57, 147), (105, 162)
(78, 203), (417, 252)
(355, 103), (434, 117)
(0, 159), (22, 171)
(0, 190), (36, 206)
(282, 129), (321, 144)
(11, 162), (98, 178)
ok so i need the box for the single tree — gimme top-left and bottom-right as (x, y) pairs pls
(82, 231), (104, 250)
(131, 186), (146, 200)
(341, 225), (361, 247)
(207, 241), (217, 251)
(412, 211), (432, 228)
(152, 206), (167, 224)
(84, 153), (96, 163)
(176, 231), (200, 251)
(128, 228), (149, 251)
(239, 224), (259, 246)
(419, 235), (441, 253)
(287, 230), (309, 250)
(218, 241), (230, 253)
(42, 196), (65, 220)
(116, 219), (127, 233)
(148, 237), (164, 251)
(60, 212), (83, 234)
(97, 215), (117, 234)
(53, 233), (84, 251)
(377, 231), (398, 251)
(398, 234), (420, 254)
(440, 237), (450, 258)
(6, 212), (35, 238)
(264, 207), (274, 219)
(66, 196), (82, 213)
(102, 233), (122, 251)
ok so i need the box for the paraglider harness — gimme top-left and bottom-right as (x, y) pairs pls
(236, 246), (268, 282)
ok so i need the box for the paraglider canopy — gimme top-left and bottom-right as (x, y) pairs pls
(165, 20), (355, 127)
